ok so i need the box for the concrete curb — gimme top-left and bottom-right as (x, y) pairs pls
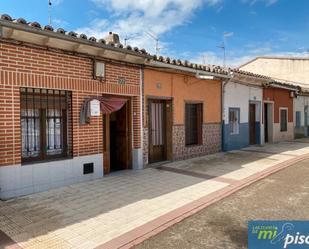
(96, 152), (309, 249)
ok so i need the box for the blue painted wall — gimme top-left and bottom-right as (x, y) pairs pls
(222, 122), (261, 151)
(223, 123), (249, 151)
(255, 122), (261, 145)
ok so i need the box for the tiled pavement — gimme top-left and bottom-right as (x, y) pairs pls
(1, 139), (309, 249)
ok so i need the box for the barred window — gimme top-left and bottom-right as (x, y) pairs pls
(185, 103), (203, 146)
(229, 108), (240, 135)
(20, 88), (72, 163)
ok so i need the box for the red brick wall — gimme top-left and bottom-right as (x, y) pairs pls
(0, 41), (142, 166)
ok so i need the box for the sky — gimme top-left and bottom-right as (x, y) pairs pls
(1, 0), (309, 67)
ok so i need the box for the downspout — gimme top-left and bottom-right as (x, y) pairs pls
(221, 72), (234, 152)
(139, 66), (144, 169)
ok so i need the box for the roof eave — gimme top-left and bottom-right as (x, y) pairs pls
(147, 60), (232, 79)
(0, 20), (152, 64)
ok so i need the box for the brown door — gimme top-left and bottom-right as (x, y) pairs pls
(249, 104), (256, 145)
(149, 100), (166, 163)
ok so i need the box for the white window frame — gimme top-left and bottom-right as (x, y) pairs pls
(279, 107), (288, 132)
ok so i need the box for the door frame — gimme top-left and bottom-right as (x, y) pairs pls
(103, 94), (132, 175)
(147, 96), (173, 164)
(263, 101), (274, 143)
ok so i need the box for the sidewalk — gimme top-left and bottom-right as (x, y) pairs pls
(1, 139), (309, 249)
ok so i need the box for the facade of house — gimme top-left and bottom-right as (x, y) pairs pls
(0, 14), (150, 199)
(263, 83), (298, 143)
(222, 71), (265, 151)
(240, 56), (309, 85)
(293, 92), (309, 138)
(142, 58), (230, 165)
(240, 56), (309, 139)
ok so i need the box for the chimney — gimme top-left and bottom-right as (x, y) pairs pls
(105, 31), (120, 45)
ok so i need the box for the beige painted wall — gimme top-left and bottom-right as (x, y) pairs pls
(273, 123), (294, 142)
(241, 58), (309, 86)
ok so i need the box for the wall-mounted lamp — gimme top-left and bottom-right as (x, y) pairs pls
(195, 73), (214, 80)
(94, 60), (105, 81)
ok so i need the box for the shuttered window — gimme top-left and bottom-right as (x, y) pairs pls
(185, 103), (203, 146)
(20, 88), (72, 163)
(280, 109), (288, 132)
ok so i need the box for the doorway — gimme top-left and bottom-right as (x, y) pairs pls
(249, 103), (256, 145)
(148, 99), (172, 164)
(103, 100), (131, 174)
(264, 103), (273, 143)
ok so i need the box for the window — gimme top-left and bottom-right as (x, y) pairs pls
(229, 108), (240, 135)
(185, 103), (203, 146)
(20, 88), (72, 162)
(296, 111), (301, 128)
(280, 109), (288, 132)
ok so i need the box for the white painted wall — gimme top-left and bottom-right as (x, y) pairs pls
(294, 96), (309, 127)
(223, 81), (264, 146)
(0, 154), (103, 200)
(223, 81), (263, 124)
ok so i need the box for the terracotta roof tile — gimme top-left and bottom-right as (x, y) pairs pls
(0, 14), (150, 56)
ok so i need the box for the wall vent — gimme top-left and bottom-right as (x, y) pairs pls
(83, 163), (94, 174)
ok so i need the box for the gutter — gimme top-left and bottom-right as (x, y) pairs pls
(266, 82), (300, 92)
(147, 60), (233, 79)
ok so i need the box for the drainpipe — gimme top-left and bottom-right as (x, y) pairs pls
(221, 73), (234, 152)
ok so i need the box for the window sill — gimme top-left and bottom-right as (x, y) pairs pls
(21, 156), (73, 166)
(185, 143), (203, 148)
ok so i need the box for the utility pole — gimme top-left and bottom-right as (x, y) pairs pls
(48, 0), (52, 26)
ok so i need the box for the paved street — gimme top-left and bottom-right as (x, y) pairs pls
(134, 158), (309, 249)
(0, 139), (309, 249)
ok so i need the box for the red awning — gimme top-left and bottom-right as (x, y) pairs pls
(80, 96), (127, 125)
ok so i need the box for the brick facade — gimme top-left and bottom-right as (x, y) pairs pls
(0, 41), (142, 167)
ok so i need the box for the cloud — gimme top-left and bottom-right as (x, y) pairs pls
(191, 51), (254, 67)
(242, 0), (279, 6)
(191, 49), (309, 68)
(52, 18), (68, 27)
(76, 0), (222, 54)
(50, 0), (63, 6)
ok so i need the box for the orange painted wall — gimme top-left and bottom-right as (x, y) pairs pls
(144, 68), (222, 125)
(263, 88), (293, 123)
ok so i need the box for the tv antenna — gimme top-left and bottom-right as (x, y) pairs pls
(145, 31), (162, 55)
(124, 35), (134, 46)
(217, 32), (233, 67)
(48, 0), (52, 26)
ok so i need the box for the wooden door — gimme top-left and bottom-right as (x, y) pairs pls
(149, 100), (166, 163)
(249, 104), (256, 145)
(114, 103), (130, 170)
